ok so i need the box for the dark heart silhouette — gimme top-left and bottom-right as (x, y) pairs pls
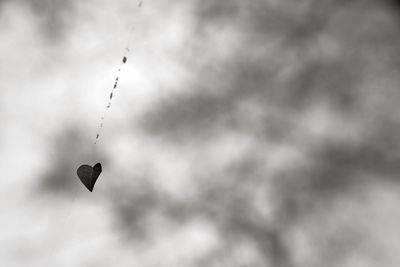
(76, 163), (102, 192)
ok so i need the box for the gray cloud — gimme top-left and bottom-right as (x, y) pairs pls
(0, 0), (75, 41)
(31, 0), (400, 266)
(39, 126), (108, 195)
(130, 0), (400, 266)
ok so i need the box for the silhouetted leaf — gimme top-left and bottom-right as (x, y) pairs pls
(76, 163), (102, 192)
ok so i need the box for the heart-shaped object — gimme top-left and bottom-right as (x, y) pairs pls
(76, 163), (102, 192)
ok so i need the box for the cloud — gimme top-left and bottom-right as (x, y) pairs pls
(24, 0), (400, 266)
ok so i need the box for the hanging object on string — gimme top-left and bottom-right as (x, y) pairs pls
(75, 1), (143, 192)
(75, 52), (129, 192)
(77, 163), (102, 192)
(75, 51), (130, 192)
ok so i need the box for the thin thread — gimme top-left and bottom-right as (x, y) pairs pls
(94, 26), (136, 145)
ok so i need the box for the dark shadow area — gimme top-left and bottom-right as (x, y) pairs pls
(27, 0), (75, 40)
(0, 0), (75, 41)
(39, 127), (107, 196)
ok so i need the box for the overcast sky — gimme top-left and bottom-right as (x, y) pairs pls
(2, 0), (400, 266)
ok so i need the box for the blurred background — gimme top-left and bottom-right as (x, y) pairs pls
(1, 0), (400, 266)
